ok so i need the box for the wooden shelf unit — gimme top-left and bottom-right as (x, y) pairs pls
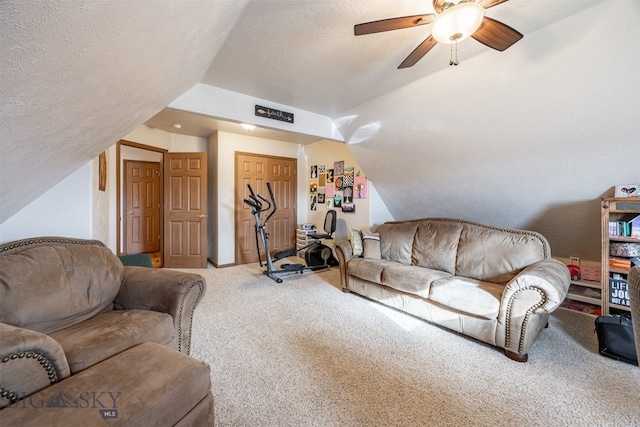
(567, 279), (602, 306)
(601, 197), (640, 315)
(562, 279), (602, 316)
(555, 256), (602, 316)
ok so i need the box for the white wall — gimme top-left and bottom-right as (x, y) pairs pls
(92, 151), (112, 247)
(0, 162), (93, 243)
(302, 139), (393, 239)
(170, 83), (343, 142)
(123, 125), (207, 153)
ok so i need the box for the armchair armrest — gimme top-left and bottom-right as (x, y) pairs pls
(498, 259), (570, 357)
(114, 267), (206, 355)
(0, 323), (70, 409)
(334, 240), (355, 291)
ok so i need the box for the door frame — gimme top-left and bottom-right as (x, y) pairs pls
(116, 140), (167, 257)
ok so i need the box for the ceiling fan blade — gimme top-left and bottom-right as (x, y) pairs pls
(480, 0), (510, 9)
(472, 17), (523, 51)
(354, 14), (435, 36)
(398, 35), (438, 69)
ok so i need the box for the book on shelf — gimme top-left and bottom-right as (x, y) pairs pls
(632, 215), (640, 238)
(609, 257), (631, 270)
(609, 215), (640, 238)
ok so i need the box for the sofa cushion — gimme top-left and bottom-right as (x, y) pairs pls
(348, 258), (397, 283)
(49, 309), (174, 374)
(455, 224), (548, 283)
(0, 243), (125, 334)
(377, 221), (419, 264)
(381, 265), (452, 298)
(412, 221), (463, 274)
(429, 277), (504, 319)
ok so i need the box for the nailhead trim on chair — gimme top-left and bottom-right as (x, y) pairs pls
(505, 287), (547, 354)
(179, 280), (206, 354)
(0, 351), (59, 404)
(0, 237), (106, 254)
(1, 238), (99, 405)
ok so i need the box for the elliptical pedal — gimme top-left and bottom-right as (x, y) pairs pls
(281, 263), (305, 272)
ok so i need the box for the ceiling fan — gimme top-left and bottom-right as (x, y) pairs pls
(354, 0), (523, 68)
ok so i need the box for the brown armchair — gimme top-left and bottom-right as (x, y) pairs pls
(0, 237), (206, 409)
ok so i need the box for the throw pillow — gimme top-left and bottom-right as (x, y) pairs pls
(362, 231), (381, 260)
(350, 228), (363, 257)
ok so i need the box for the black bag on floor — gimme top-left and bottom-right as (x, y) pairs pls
(594, 313), (638, 365)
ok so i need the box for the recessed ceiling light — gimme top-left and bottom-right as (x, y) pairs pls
(172, 123), (182, 129)
(241, 123), (256, 131)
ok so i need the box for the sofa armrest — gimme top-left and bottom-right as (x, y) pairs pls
(498, 259), (570, 356)
(503, 258), (570, 313)
(334, 240), (355, 291)
(114, 267), (206, 355)
(0, 323), (70, 409)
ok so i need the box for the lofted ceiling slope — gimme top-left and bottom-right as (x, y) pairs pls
(0, 0), (249, 222)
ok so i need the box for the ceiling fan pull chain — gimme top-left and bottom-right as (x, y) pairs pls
(453, 39), (459, 66)
(449, 42), (454, 66)
(449, 38), (459, 66)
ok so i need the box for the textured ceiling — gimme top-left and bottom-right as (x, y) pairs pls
(147, 0), (604, 140)
(0, 0), (249, 222)
(199, 0), (597, 117)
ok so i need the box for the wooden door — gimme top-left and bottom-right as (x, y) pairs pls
(164, 152), (207, 268)
(235, 153), (296, 264)
(124, 161), (161, 254)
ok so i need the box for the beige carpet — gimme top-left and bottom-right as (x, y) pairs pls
(178, 262), (640, 427)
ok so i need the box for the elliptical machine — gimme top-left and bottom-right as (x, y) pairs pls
(243, 181), (337, 283)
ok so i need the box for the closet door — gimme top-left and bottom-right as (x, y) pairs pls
(235, 153), (296, 265)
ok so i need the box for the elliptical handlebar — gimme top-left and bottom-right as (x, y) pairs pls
(243, 183), (273, 215)
(264, 182), (277, 224)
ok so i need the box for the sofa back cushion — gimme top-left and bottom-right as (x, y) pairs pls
(0, 238), (125, 334)
(455, 223), (549, 283)
(412, 221), (464, 274)
(377, 222), (419, 265)
(375, 219), (550, 284)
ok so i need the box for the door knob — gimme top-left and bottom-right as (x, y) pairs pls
(197, 214), (208, 218)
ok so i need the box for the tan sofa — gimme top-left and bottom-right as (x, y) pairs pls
(0, 237), (212, 424)
(335, 218), (570, 362)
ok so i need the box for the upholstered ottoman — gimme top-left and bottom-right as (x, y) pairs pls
(0, 342), (213, 426)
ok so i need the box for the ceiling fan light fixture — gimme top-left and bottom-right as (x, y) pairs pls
(432, 3), (484, 44)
